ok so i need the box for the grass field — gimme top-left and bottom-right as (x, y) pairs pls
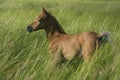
(0, 0), (120, 80)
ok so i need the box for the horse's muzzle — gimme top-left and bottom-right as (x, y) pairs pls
(27, 26), (33, 33)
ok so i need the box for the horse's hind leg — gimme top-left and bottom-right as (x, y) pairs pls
(82, 51), (91, 63)
(82, 42), (96, 63)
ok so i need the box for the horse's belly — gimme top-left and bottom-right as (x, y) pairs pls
(63, 52), (77, 61)
(62, 47), (81, 61)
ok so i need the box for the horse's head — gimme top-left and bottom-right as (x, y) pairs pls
(27, 7), (49, 33)
(27, 6), (66, 35)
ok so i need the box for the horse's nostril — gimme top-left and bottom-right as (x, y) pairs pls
(27, 26), (33, 33)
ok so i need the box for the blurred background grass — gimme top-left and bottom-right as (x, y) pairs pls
(0, 0), (120, 80)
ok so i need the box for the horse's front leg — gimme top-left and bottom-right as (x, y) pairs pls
(50, 53), (61, 67)
(47, 50), (62, 75)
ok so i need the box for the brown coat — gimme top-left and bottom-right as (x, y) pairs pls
(27, 7), (110, 63)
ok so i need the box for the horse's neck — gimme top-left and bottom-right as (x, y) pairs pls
(45, 23), (66, 41)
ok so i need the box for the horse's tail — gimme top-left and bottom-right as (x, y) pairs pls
(97, 32), (111, 44)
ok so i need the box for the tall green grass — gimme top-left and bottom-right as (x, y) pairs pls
(0, 0), (120, 80)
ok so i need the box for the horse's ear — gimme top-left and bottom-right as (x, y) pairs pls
(42, 6), (47, 14)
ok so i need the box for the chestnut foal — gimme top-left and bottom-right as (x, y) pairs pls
(27, 7), (110, 63)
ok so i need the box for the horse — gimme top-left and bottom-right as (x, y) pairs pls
(26, 7), (110, 64)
